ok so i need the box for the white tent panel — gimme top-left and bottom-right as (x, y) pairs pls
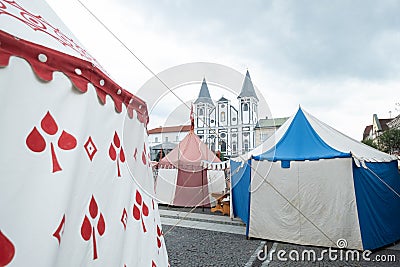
(155, 168), (178, 204)
(249, 160), (301, 241)
(0, 57), (168, 266)
(249, 158), (363, 249)
(207, 170), (226, 203)
(208, 170), (226, 194)
(0, 0), (97, 63)
(304, 110), (396, 162)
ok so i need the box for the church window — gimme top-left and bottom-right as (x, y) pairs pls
(199, 108), (204, 116)
(243, 103), (248, 111)
(244, 140), (249, 152)
(221, 111), (226, 122)
(220, 133), (226, 138)
(221, 104), (225, 108)
(221, 140), (227, 152)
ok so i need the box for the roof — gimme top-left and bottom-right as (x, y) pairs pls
(235, 107), (396, 162)
(218, 96), (229, 102)
(255, 117), (289, 128)
(194, 78), (215, 106)
(150, 142), (177, 150)
(254, 108), (350, 161)
(387, 115), (400, 129)
(363, 125), (373, 140)
(373, 114), (391, 132)
(148, 125), (191, 134)
(379, 119), (392, 131)
(238, 70), (259, 101)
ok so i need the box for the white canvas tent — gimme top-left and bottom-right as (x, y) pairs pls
(230, 107), (400, 250)
(0, 1), (168, 266)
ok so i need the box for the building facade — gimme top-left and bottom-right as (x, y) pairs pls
(193, 70), (259, 158)
(363, 114), (392, 141)
(254, 117), (289, 146)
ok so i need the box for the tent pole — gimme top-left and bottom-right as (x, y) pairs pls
(202, 168), (204, 212)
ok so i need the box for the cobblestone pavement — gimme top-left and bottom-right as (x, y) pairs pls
(163, 225), (262, 267)
(160, 206), (400, 267)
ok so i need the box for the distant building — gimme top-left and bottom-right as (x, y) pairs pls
(363, 114), (392, 141)
(193, 70), (259, 158)
(148, 125), (190, 160)
(254, 117), (289, 146)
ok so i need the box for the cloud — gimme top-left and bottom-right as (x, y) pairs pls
(47, 0), (400, 139)
(121, 0), (400, 81)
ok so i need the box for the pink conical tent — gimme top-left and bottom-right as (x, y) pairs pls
(156, 131), (226, 207)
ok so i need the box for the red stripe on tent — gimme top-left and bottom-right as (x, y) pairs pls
(0, 30), (149, 125)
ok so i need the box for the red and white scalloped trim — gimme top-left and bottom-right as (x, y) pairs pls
(0, 29), (149, 125)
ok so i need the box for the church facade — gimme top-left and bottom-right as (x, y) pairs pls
(193, 70), (259, 158)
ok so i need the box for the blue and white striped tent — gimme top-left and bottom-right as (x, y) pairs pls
(230, 107), (400, 250)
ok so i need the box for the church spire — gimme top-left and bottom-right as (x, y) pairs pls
(194, 78), (215, 106)
(238, 70), (259, 101)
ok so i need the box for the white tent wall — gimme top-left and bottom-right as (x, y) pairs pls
(155, 168), (179, 204)
(0, 57), (168, 266)
(207, 170), (226, 203)
(304, 110), (396, 162)
(0, 1), (168, 265)
(250, 158), (363, 250)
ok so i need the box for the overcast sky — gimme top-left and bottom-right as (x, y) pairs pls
(47, 0), (399, 140)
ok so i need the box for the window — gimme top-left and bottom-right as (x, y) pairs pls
(243, 103), (248, 111)
(244, 140), (249, 152)
(176, 135), (179, 141)
(232, 143), (237, 152)
(220, 133), (226, 138)
(199, 108), (204, 116)
(221, 111), (226, 122)
(165, 137), (168, 142)
(221, 140), (226, 152)
(155, 137), (158, 143)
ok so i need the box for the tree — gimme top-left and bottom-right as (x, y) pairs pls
(362, 138), (378, 149)
(377, 128), (400, 154)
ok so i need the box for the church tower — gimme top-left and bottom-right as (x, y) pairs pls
(238, 70), (259, 152)
(193, 78), (215, 149)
